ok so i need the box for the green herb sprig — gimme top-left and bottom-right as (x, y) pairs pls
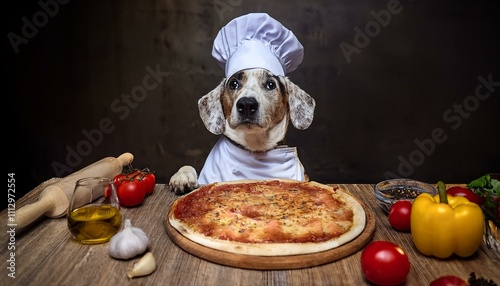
(467, 174), (500, 212)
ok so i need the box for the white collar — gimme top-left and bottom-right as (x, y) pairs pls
(198, 136), (305, 184)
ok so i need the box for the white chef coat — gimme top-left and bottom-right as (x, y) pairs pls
(198, 136), (305, 184)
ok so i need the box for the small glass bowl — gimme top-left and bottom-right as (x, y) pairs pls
(375, 178), (438, 213)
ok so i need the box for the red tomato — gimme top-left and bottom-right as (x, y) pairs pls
(113, 173), (128, 189)
(116, 180), (146, 207)
(361, 241), (411, 286)
(446, 186), (484, 205)
(141, 172), (156, 195)
(388, 200), (412, 232)
(430, 275), (468, 286)
(111, 167), (155, 205)
(103, 185), (113, 199)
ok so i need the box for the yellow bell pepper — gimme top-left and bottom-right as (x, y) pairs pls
(411, 181), (484, 258)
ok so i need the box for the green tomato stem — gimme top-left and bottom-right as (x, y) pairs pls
(437, 181), (448, 204)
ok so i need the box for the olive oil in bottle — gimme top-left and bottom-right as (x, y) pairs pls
(67, 205), (122, 244)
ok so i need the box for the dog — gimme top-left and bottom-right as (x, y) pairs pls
(168, 68), (315, 194)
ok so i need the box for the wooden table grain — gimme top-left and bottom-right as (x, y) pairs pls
(2, 182), (499, 286)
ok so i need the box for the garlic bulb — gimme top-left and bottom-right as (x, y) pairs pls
(109, 219), (150, 259)
(127, 252), (156, 278)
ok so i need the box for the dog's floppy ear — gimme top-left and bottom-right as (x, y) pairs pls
(198, 79), (225, 135)
(284, 77), (316, 130)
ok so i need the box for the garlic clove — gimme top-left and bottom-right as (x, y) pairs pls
(109, 219), (150, 260)
(127, 252), (156, 278)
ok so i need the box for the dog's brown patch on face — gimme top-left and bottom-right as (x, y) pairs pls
(220, 71), (246, 119)
(221, 70), (288, 130)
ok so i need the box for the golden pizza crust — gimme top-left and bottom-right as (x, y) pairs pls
(168, 179), (366, 256)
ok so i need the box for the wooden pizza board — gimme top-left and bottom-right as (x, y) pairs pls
(164, 195), (376, 270)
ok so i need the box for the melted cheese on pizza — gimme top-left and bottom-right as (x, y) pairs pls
(171, 180), (354, 244)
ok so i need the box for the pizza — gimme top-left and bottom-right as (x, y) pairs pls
(168, 179), (366, 256)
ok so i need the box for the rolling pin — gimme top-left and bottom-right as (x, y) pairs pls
(15, 152), (134, 229)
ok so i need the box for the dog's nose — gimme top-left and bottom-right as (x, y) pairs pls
(236, 97), (259, 116)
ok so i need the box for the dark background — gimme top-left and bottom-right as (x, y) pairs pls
(5, 0), (499, 210)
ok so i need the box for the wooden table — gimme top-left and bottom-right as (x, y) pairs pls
(2, 182), (499, 285)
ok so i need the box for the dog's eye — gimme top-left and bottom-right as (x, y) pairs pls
(228, 79), (239, 90)
(265, 80), (276, 90)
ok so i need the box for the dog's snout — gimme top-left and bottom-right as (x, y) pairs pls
(236, 97), (259, 117)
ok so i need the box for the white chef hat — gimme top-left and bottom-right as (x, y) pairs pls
(212, 13), (304, 78)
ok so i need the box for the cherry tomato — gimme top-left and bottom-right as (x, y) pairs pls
(116, 180), (146, 207)
(388, 200), (412, 232)
(110, 167), (155, 205)
(446, 186), (484, 205)
(141, 172), (156, 195)
(103, 185), (113, 199)
(109, 172), (137, 198)
(361, 241), (411, 286)
(430, 275), (468, 286)
(113, 173), (128, 189)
